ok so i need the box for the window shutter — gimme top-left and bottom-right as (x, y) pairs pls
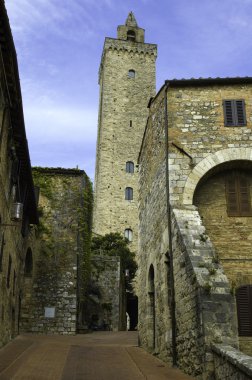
(223, 100), (234, 126)
(224, 99), (246, 126)
(235, 100), (246, 126)
(226, 175), (239, 216)
(236, 285), (252, 336)
(226, 172), (252, 216)
(239, 175), (251, 215)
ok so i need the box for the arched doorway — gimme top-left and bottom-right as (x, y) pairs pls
(148, 264), (155, 350)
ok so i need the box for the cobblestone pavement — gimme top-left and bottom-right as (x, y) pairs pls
(0, 332), (194, 379)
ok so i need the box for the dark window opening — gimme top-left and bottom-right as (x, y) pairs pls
(124, 228), (133, 241)
(24, 248), (33, 277)
(7, 255), (12, 289)
(226, 171), (252, 216)
(13, 270), (16, 296)
(130, 120), (132, 128)
(128, 70), (135, 78)
(126, 161), (134, 173)
(127, 30), (136, 41)
(223, 99), (246, 126)
(236, 285), (252, 336)
(0, 232), (4, 272)
(125, 187), (133, 200)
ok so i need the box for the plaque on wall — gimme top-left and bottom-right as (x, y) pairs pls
(44, 307), (56, 318)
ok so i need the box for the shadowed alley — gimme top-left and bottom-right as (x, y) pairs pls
(0, 332), (194, 380)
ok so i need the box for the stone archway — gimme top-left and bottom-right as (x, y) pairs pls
(183, 148), (252, 205)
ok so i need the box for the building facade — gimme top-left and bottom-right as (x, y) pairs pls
(19, 168), (93, 335)
(0, 0), (38, 347)
(138, 78), (252, 378)
(93, 12), (157, 252)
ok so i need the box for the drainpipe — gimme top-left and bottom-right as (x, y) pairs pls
(164, 81), (177, 366)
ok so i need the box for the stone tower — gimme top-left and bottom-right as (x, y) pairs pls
(93, 12), (157, 251)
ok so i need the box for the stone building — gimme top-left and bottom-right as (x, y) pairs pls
(84, 253), (123, 331)
(0, 0), (38, 347)
(19, 167), (93, 335)
(93, 12), (157, 252)
(138, 78), (252, 379)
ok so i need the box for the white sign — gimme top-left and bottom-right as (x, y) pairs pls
(44, 307), (56, 318)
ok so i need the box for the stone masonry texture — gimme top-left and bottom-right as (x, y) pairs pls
(138, 80), (252, 379)
(19, 168), (92, 335)
(93, 14), (157, 253)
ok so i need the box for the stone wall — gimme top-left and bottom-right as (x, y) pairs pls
(0, 1), (38, 347)
(84, 253), (122, 331)
(138, 80), (252, 378)
(20, 168), (92, 335)
(212, 344), (252, 380)
(172, 208), (238, 378)
(138, 88), (172, 363)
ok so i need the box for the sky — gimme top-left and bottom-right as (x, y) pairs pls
(5, 0), (252, 182)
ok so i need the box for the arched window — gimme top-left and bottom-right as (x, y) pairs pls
(127, 30), (136, 41)
(126, 161), (134, 173)
(236, 285), (252, 336)
(128, 70), (135, 79)
(124, 228), (133, 242)
(125, 187), (133, 200)
(24, 248), (33, 277)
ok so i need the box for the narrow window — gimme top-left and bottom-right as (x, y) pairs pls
(236, 285), (252, 336)
(226, 172), (252, 216)
(126, 161), (134, 173)
(24, 248), (33, 277)
(124, 228), (133, 242)
(128, 70), (135, 79)
(129, 120), (132, 128)
(0, 232), (4, 272)
(127, 30), (136, 41)
(13, 270), (16, 296)
(7, 255), (12, 289)
(223, 100), (246, 126)
(125, 187), (133, 200)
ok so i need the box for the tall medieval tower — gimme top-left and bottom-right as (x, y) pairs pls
(93, 12), (157, 252)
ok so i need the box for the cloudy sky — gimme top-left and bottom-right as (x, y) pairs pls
(5, 0), (252, 181)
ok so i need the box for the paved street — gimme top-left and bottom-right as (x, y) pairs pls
(0, 332), (194, 380)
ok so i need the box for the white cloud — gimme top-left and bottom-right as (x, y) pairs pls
(25, 105), (97, 143)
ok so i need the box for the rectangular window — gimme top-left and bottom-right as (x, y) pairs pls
(0, 233), (4, 272)
(223, 99), (246, 126)
(7, 255), (12, 289)
(226, 172), (252, 216)
(236, 285), (252, 336)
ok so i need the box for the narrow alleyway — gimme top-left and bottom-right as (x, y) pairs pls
(0, 332), (194, 380)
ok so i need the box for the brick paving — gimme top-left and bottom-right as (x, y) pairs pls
(0, 332), (194, 380)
